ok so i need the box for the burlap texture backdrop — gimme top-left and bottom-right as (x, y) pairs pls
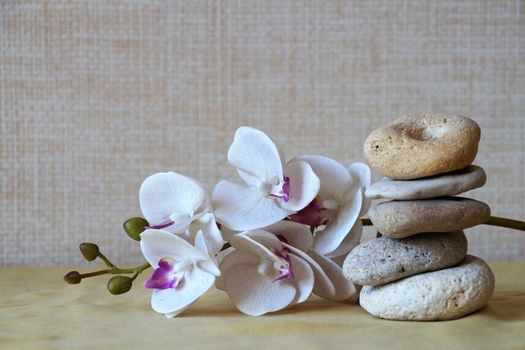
(1, 1), (524, 265)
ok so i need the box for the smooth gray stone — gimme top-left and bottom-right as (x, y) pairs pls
(365, 165), (486, 200)
(343, 231), (467, 286)
(368, 197), (491, 238)
(359, 255), (495, 321)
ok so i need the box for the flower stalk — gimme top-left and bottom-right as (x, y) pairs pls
(360, 216), (525, 231)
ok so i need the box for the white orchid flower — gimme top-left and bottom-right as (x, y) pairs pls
(263, 221), (358, 301)
(140, 171), (224, 256)
(289, 156), (371, 257)
(216, 227), (314, 316)
(212, 127), (320, 231)
(217, 221), (358, 312)
(140, 229), (221, 318)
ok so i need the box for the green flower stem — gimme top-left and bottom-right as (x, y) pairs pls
(97, 251), (115, 268)
(360, 216), (525, 231)
(483, 216), (525, 231)
(79, 262), (151, 280)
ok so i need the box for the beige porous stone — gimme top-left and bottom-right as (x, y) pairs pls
(368, 197), (490, 238)
(359, 255), (495, 321)
(343, 231), (467, 286)
(364, 114), (481, 179)
(365, 165), (486, 200)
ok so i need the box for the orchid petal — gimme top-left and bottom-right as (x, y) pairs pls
(213, 246), (235, 267)
(280, 160), (320, 212)
(212, 180), (289, 230)
(295, 155), (352, 200)
(190, 213), (224, 256)
(139, 172), (209, 233)
(224, 264), (297, 316)
(193, 230), (209, 256)
(326, 220), (363, 258)
(262, 221), (314, 252)
(215, 250), (259, 290)
(150, 267), (215, 316)
(140, 229), (207, 267)
(241, 230), (282, 252)
(309, 251), (357, 301)
(228, 127), (284, 183)
(347, 162), (371, 189)
(229, 232), (276, 259)
(193, 231), (221, 277)
(281, 243), (336, 299)
(348, 162), (372, 217)
(312, 187), (363, 256)
(288, 254), (314, 304)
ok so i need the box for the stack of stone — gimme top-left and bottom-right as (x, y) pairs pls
(343, 113), (495, 321)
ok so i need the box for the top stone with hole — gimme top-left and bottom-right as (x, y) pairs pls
(364, 113), (481, 179)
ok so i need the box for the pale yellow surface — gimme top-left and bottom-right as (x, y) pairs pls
(1, 263), (524, 350)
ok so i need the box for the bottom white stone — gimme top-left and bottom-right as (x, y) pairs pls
(359, 255), (495, 321)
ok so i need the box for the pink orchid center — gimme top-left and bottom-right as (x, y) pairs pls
(271, 248), (295, 282)
(144, 257), (191, 290)
(264, 176), (290, 203)
(289, 196), (340, 227)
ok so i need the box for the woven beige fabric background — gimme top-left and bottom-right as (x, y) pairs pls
(1, 1), (524, 265)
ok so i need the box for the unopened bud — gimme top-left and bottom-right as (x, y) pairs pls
(79, 242), (100, 261)
(107, 276), (133, 295)
(64, 271), (82, 284)
(123, 217), (149, 241)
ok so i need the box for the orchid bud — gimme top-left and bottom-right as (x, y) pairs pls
(123, 217), (149, 241)
(79, 242), (99, 261)
(64, 271), (82, 284)
(107, 276), (133, 295)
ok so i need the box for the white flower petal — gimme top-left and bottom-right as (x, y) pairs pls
(191, 213), (225, 256)
(214, 246), (235, 267)
(224, 264), (297, 316)
(241, 229), (282, 250)
(295, 155), (352, 200)
(281, 243), (336, 300)
(280, 160), (320, 212)
(288, 254), (314, 304)
(326, 220), (363, 258)
(262, 221), (314, 252)
(312, 188), (363, 256)
(229, 232), (275, 258)
(212, 180), (289, 230)
(193, 230), (209, 256)
(309, 251), (357, 301)
(347, 162), (372, 189)
(150, 267), (215, 316)
(192, 231), (221, 277)
(139, 172), (209, 232)
(215, 250), (259, 290)
(140, 229), (207, 267)
(228, 126), (284, 183)
(347, 162), (372, 217)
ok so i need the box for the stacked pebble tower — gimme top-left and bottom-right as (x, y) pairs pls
(343, 113), (495, 321)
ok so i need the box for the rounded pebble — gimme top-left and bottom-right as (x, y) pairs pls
(364, 114), (481, 179)
(359, 255), (495, 321)
(368, 197), (490, 238)
(365, 165), (486, 200)
(343, 231), (467, 286)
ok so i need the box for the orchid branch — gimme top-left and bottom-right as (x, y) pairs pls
(360, 216), (525, 231)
